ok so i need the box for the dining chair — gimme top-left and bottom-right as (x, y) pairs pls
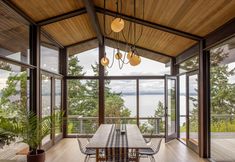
(77, 137), (96, 162)
(144, 130), (154, 144)
(139, 138), (162, 162)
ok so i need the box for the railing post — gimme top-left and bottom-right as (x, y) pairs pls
(156, 118), (160, 134)
(80, 118), (83, 134)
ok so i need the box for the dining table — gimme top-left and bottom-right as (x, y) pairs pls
(86, 124), (149, 162)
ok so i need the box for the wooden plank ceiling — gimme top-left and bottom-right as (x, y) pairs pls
(5, 0), (235, 61)
(98, 13), (196, 57)
(11, 0), (84, 22)
(42, 14), (96, 46)
(94, 0), (235, 37)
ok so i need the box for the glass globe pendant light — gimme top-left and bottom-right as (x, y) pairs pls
(111, 18), (124, 33)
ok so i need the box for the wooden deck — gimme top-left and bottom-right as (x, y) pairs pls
(211, 139), (235, 162)
(45, 138), (207, 162)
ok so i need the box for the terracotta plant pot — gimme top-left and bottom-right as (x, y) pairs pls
(27, 149), (45, 162)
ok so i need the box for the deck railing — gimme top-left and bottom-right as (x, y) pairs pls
(67, 115), (164, 135)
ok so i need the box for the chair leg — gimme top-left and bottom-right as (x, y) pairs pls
(150, 155), (155, 162)
(84, 155), (88, 162)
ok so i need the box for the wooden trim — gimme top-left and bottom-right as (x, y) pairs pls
(40, 69), (63, 78)
(37, 8), (87, 26)
(105, 37), (173, 59)
(0, 55), (36, 69)
(175, 44), (199, 65)
(198, 40), (210, 158)
(83, 0), (103, 45)
(98, 41), (105, 125)
(96, 7), (202, 41)
(205, 17), (235, 50)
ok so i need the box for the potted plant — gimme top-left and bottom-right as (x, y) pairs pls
(0, 108), (53, 162)
(17, 108), (52, 162)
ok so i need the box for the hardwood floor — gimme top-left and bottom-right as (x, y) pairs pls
(45, 138), (207, 162)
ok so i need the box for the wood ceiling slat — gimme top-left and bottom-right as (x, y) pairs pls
(42, 14), (96, 46)
(11, 0), (84, 21)
(98, 14), (196, 56)
(94, 0), (235, 37)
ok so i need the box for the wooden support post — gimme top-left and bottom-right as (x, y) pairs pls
(30, 25), (41, 115)
(199, 39), (210, 158)
(99, 41), (105, 125)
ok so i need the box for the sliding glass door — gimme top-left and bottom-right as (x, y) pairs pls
(186, 71), (199, 152)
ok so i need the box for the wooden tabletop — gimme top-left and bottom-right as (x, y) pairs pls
(86, 124), (148, 149)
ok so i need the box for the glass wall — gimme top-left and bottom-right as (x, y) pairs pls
(67, 79), (99, 135)
(179, 75), (186, 142)
(105, 46), (170, 76)
(0, 2), (30, 64)
(139, 79), (165, 135)
(40, 34), (59, 73)
(41, 75), (52, 145)
(210, 37), (235, 161)
(104, 80), (137, 124)
(55, 79), (62, 136)
(67, 48), (99, 76)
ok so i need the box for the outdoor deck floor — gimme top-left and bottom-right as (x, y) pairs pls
(211, 139), (235, 162)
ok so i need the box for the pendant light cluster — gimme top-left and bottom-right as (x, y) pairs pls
(100, 0), (145, 69)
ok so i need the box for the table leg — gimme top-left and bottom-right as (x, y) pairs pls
(135, 149), (139, 162)
(96, 148), (99, 162)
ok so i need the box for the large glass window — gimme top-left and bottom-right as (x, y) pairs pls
(210, 37), (235, 162)
(179, 75), (186, 142)
(40, 34), (59, 73)
(68, 48), (99, 76)
(139, 79), (165, 135)
(179, 55), (199, 73)
(55, 79), (62, 136)
(41, 75), (52, 145)
(67, 79), (99, 135)
(0, 61), (29, 156)
(105, 80), (137, 124)
(105, 46), (170, 76)
(0, 2), (30, 64)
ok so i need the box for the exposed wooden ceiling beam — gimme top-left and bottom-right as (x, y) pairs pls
(37, 8), (87, 26)
(96, 7), (203, 41)
(83, 0), (103, 45)
(105, 37), (173, 59)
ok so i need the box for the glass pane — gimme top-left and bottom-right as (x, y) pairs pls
(0, 61), (29, 155)
(0, 2), (30, 64)
(40, 34), (59, 73)
(210, 37), (235, 161)
(188, 74), (198, 145)
(179, 75), (186, 141)
(105, 46), (170, 76)
(167, 79), (176, 135)
(67, 79), (99, 135)
(68, 48), (99, 76)
(179, 55), (199, 73)
(41, 75), (51, 145)
(105, 80), (137, 124)
(139, 80), (165, 135)
(55, 79), (62, 136)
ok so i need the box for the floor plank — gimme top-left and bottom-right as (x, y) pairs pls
(45, 138), (207, 162)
